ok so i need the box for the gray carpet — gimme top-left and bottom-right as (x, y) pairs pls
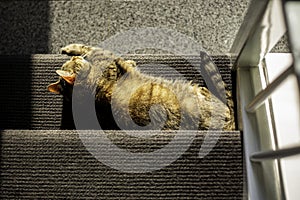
(0, 0), (289, 55)
(0, 130), (243, 199)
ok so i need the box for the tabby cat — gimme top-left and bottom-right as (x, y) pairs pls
(48, 44), (235, 130)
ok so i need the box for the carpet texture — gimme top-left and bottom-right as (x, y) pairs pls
(0, 130), (243, 199)
(0, 0), (289, 55)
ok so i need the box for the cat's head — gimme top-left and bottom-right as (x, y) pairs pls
(48, 55), (137, 100)
(47, 56), (89, 100)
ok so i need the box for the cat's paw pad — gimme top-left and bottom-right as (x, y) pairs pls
(60, 44), (88, 55)
(124, 60), (137, 67)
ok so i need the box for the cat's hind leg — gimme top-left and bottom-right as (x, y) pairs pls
(60, 44), (94, 56)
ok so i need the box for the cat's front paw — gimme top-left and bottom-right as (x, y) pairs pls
(61, 44), (92, 56)
(117, 59), (137, 73)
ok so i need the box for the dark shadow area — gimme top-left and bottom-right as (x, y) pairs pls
(60, 99), (76, 130)
(0, 1), (49, 55)
(0, 130), (2, 177)
(231, 65), (239, 130)
(0, 56), (33, 129)
(0, 1), (49, 129)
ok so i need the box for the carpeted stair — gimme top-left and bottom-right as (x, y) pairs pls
(0, 54), (243, 199)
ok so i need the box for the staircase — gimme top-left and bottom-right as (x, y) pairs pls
(0, 0), (252, 198)
(0, 54), (244, 199)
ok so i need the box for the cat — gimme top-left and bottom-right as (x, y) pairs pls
(48, 44), (235, 130)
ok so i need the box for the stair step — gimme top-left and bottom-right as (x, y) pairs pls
(0, 54), (234, 130)
(0, 130), (243, 199)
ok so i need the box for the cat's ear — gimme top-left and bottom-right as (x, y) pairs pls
(56, 70), (76, 85)
(47, 80), (61, 94)
(116, 59), (137, 73)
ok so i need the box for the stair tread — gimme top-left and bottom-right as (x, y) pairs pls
(0, 130), (243, 199)
(0, 54), (234, 130)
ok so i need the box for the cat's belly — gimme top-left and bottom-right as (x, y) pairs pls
(96, 81), (234, 130)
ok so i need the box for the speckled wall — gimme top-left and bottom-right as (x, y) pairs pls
(0, 0), (289, 55)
